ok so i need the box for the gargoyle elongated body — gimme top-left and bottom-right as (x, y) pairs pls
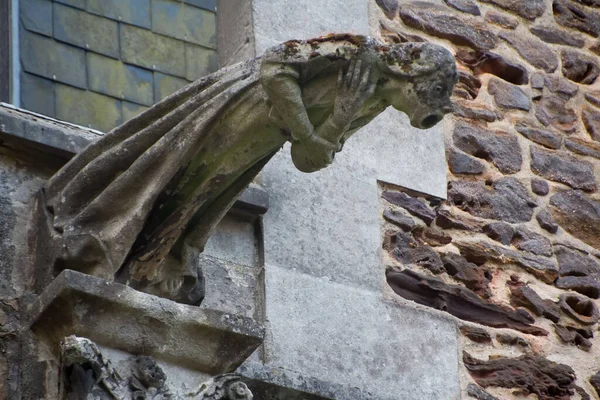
(39, 34), (457, 303)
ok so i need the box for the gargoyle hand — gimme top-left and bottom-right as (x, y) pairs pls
(331, 60), (376, 129)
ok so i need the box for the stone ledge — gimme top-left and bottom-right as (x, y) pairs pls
(238, 362), (377, 400)
(0, 103), (269, 214)
(25, 269), (264, 373)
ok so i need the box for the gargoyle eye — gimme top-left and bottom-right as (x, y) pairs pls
(435, 85), (444, 93)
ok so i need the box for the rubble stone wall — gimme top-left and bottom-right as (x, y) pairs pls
(373, 0), (600, 399)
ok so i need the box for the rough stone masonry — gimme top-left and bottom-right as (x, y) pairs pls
(376, 0), (600, 398)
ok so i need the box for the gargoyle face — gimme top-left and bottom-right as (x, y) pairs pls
(407, 70), (456, 129)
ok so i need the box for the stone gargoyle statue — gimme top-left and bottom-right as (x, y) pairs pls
(36, 34), (457, 304)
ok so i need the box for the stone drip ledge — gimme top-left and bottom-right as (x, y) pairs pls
(238, 362), (377, 400)
(25, 269), (264, 373)
(0, 103), (269, 214)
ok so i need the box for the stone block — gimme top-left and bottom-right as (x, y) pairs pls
(120, 24), (186, 77)
(203, 214), (258, 268)
(122, 101), (149, 122)
(87, 0), (151, 29)
(26, 270), (263, 373)
(259, 266), (460, 399)
(87, 52), (154, 106)
(20, 0), (52, 37)
(184, 0), (217, 11)
(53, 2), (119, 58)
(20, 29), (86, 89)
(54, 0), (85, 9)
(151, 0), (217, 48)
(153, 72), (188, 102)
(20, 73), (55, 118)
(185, 43), (218, 81)
(55, 84), (122, 132)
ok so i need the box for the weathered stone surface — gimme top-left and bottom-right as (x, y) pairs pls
(509, 283), (561, 322)
(487, 78), (530, 110)
(561, 50), (600, 84)
(560, 292), (600, 324)
(496, 333), (529, 347)
(556, 276), (600, 299)
(554, 324), (593, 350)
(399, 3), (497, 50)
(544, 75), (579, 99)
(464, 352), (577, 399)
(375, 0), (399, 18)
(383, 209), (416, 231)
(460, 326), (492, 343)
(456, 49), (528, 85)
(483, 222), (514, 245)
(87, 0), (151, 29)
(553, 0), (600, 37)
(120, 24), (186, 77)
(87, 52), (154, 106)
(499, 31), (558, 73)
(453, 101), (499, 122)
(455, 241), (558, 283)
(467, 384), (499, 400)
(530, 25), (586, 47)
(392, 232), (444, 274)
(448, 149), (485, 175)
(20, 73), (55, 118)
(454, 71), (481, 100)
(531, 72), (545, 89)
(515, 123), (562, 149)
(550, 191), (600, 249)
(185, 44), (218, 81)
(566, 137), (600, 159)
(20, 29), (86, 89)
(590, 371), (600, 398)
(152, 0), (217, 48)
(387, 269), (548, 335)
(535, 95), (578, 133)
(55, 84), (122, 132)
(453, 122), (522, 174)
(435, 208), (483, 232)
(442, 252), (491, 297)
(585, 92), (600, 108)
(536, 210), (558, 233)
(443, 0), (480, 15)
(583, 108), (600, 141)
(153, 72), (188, 102)
(448, 178), (535, 224)
(53, 3), (119, 58)
(512, 227), (553, 256)
(531, 146), (596, 191)
(21, 0), (52, 36)
(413, 226), (452, 247)
(478, 0), (546, 19)
(556, 245), (600, 278)
(531, 178), (550, 196)
(382, 191), (436, 225)
(484, 11), (518, 29)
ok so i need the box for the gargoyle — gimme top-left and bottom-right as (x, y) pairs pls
(37, 34), (457, 304)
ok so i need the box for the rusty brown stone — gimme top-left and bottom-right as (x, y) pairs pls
(441, 252), (491, 297)
(565, 137), (600, 159)
(582, 108), (600, 141)
(530, 146), (596, 192)
(534, 94), (578, 133)
(463, 352), (577, 399)
(456, 49), (528, 85)
(454, 71), (481, 100)
(509, 283), (561, 323)
(515, 122), (562, 150)
(585, 92), (600, 108)
(387, 269), (548, 335)
(512, 227), (553, 257)
(460, 325), (492, 343)
(484, 11), (518, 29)
(435, 208), (483, 232)
(455, 241), (558, 283)
(549, 190), (600, 249)
(483, 222), (514, 245)
(452, 100), (498, 122)
(555, 245), (600, 278)
(496, 333), (529, 347)
(413, 225), (452, 246)
(553, 0), (600, 37)
(392, 232), (444, 274)
(499, 31), (558, 73)
(560, 292), (600, 325)
(399, 2), (497, 50)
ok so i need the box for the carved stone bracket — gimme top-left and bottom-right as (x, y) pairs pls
(60, 335), (253, 399)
